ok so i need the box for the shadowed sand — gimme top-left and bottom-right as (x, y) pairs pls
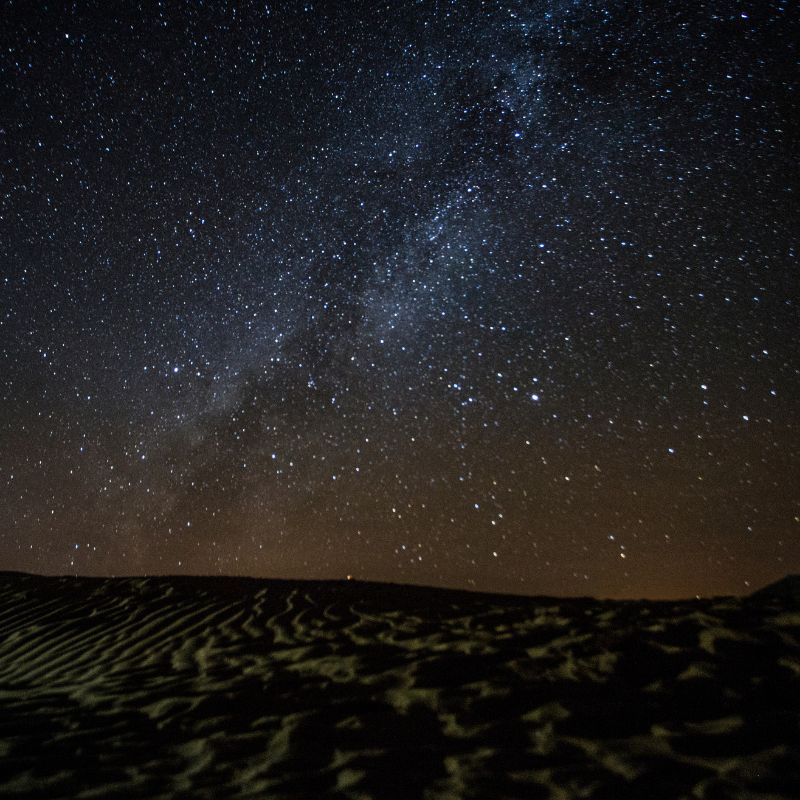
(0, 573), (798, 799)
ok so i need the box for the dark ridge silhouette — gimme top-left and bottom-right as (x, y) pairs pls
(751, 574), (800, 601)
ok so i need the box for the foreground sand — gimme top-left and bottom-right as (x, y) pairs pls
(0, 573), (798, 799)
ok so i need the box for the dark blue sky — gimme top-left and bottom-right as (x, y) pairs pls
(1, 0), (797, 597)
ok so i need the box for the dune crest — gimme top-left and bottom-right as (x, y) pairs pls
(751, 574), (800, 602)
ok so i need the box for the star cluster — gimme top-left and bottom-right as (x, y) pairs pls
(1, 0), (797, 597)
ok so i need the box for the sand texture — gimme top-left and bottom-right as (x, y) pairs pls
(0, 573), (798, 799)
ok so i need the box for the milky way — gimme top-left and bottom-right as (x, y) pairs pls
(1, 0), (797, 597)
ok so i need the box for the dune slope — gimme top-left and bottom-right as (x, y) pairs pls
(0, 573), (798, 799)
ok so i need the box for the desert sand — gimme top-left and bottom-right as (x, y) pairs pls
(0, 572), (798, 799)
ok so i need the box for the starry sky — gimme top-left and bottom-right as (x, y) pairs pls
(1, 0), (797, 598)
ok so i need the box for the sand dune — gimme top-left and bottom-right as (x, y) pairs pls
(0, 573), (798, 799)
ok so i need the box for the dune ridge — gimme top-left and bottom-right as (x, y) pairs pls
(0, 572), (798, 799)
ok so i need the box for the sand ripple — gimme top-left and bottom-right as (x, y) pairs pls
(0, 573), (798, 798)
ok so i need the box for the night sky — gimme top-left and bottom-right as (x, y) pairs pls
(1, 0), (797, 598)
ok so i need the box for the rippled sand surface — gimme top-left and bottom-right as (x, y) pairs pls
(0, 573), (798, 799)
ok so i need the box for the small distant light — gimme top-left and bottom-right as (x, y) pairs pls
(531, 393), (540, 402)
